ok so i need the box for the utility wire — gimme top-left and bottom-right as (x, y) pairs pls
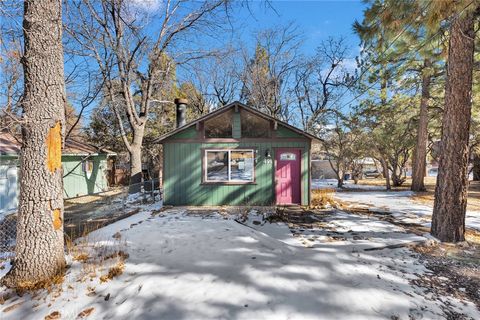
(337, 0), (474, 112)
(329, 0), (434, 112)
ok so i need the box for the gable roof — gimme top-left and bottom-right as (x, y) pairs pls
(0, 131), (116, 156)
(154, 101), (321, 143)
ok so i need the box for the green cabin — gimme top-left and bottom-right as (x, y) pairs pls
(0, 131), (115, 214)
(156, 101), (319, 206)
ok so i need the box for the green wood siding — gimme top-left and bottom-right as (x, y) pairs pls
(62, 155), (109, 198)
(1, 154), (111, 212)
(276, 125), (304, 138)
(232, 112), (241, 138)
(169, 126), (197, 139)
(163, 140), (310, 206)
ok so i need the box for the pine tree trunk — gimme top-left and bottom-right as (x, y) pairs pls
(2, 0), (66, 288)
(431, 10), (475, 243)
(411, 60), (431, 192)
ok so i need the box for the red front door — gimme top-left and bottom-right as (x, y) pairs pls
(275, 148), (301, 205)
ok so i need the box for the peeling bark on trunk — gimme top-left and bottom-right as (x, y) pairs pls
(2, 0), (66, 287)
(431, 10), (475, 243)
(411, 60), (431, 192)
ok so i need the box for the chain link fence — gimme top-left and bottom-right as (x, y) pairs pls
(0, 179), (162, 261)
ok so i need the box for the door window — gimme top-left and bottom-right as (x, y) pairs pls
(280, 153), (296, 161)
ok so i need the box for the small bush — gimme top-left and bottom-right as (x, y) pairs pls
(311, 188), (336, 209)
(100, 261), (125, 283)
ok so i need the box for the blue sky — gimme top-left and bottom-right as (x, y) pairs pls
(82, 0), (367, 123)
(68, 0), (367, 123)
(240, 0), (366, 55)
(0, 1), (368, 125)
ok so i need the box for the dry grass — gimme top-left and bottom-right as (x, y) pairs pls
(14, 271), (65, 294)
(466, 229), (480, 245)
(103, 250), (129, 261)
(63, 187), (124, 206)
(311, 188), (336, 209)
(73, 253), (89, 263)
(64, 219), (129, 285)
(100, 261), (125, 283)
(75, 243), (128, 283)
(77, 307), (95, 318)
(408, 180), (480, 211)
(44, 311), (61, 319)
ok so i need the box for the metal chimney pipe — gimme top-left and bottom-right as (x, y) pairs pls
(174, 98), (188, 128)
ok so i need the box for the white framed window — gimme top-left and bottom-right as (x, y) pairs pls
(280, 152), (297, 161)
(204, 149), (255, 183)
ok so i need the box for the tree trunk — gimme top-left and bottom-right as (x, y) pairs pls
(2, 0), (66, 288)
(391, 172), (405, 187)
(380, 157), (391, 190)
(128, 142), (143, 194)
(128, 125), (145, 194)
(472, 153), (480, 181)
(337, 178), (344, 188)
(431, 9), (475, 243)
(411, 60), (431, 192)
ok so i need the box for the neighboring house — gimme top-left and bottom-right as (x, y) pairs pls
(155, 100), (320, 206)
(311, 157), (380, 180)
(0, 131), (116, 214)
(311, 160), (338, 179)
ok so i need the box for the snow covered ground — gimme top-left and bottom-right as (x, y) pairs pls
(311, 179), (480, 232)
(1, 203), (478, 319)
(333, 189), (480, 232)
(311, 179), (386, 191)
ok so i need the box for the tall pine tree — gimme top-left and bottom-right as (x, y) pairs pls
(2, 0), (66, 288)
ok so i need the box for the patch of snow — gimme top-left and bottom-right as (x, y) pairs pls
(311, 178), (338, 189)
(125, 192), (144, 203)
(1, 204), (478, 319)
(334, 190), (480, 232)
(311, 179), (387, 191)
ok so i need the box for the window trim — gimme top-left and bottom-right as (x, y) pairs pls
(202, 148), (256, 185)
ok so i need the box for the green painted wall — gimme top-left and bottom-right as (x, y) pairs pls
(163, 141), (310, 206)
(1, 154), (110, 210)
(232, 112), (241, 138)
(62, 155), (109, 198)
(276, 125), (304, 138)
(171, 126), (197, 139)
